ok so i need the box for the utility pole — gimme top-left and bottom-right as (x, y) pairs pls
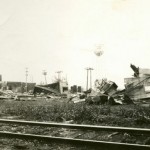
(85, 68), (89, 91)
(85, 67), (94, 90)
(43, 70), (47, 84)
(25, 68), (28, 93)
(56, 71), (62, 81)
(89, 67), (94, 89)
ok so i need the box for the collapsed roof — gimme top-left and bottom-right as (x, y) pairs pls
(33, 81), (68, 95)
(125, 64), (150, 100)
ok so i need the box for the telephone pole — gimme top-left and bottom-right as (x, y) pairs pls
(89, 67), (94, 89)
(85, 68), (89, 91)
(85, 67), (94, 90)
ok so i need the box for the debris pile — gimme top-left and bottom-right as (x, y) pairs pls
(85, 64), (150, 105)
(0, 90), (14, 99)
(85, 78), (134, 105)
(84, 79), (121, 105)
(33, 81), (68, 98)
(124, 64), (150, 101)
(94, 79), (118, 96)
(1, 64), (150, 104)
(68, 93), (86, 103)
(14, 94), (35, 101)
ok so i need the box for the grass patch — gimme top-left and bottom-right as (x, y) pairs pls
(0, 99), (150, 128)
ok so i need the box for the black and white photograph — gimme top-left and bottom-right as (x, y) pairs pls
(0, 0), (150, 149)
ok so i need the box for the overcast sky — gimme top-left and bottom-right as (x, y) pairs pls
(0, 0), (150, 89)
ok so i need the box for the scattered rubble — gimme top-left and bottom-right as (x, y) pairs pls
(83, 76), (134, 105)
(95, 79), (118, 96)
(124, 64), (150, 101)
(0, 64), (150, 105)
(84, 79), (124, 105)
(14, 94), (35, 101)
(85, 94), (108, 105)
(0, 90), (14, 99)
(68, 93), (86, 103)
(33, 85), (60, 95)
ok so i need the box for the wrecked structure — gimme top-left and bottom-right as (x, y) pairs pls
(92, 64), (150, 103)
(124, 64), (150, 100)
(95, 79), (118, 96)
(91, 64), (150, 104)
(0, 81), (36, 93)
(33, 81), (68, 95)
(0, 81), (36, 100)
(83, 79), (123, 105)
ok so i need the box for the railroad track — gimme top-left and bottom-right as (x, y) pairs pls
(0, 119), (149, 150)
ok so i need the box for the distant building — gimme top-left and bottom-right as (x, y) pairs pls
(0, 81), (36, 93)
(71, 85), (82, 93)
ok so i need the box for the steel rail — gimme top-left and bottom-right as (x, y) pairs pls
(0, 119), (150, 134)
(0, 131), (149, 150)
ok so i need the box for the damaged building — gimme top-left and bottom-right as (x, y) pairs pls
(33, 80), (68, 95)
(124, 64), (150, 101)
(0, 81), (36, 93)
(95, 79), (118, 96)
